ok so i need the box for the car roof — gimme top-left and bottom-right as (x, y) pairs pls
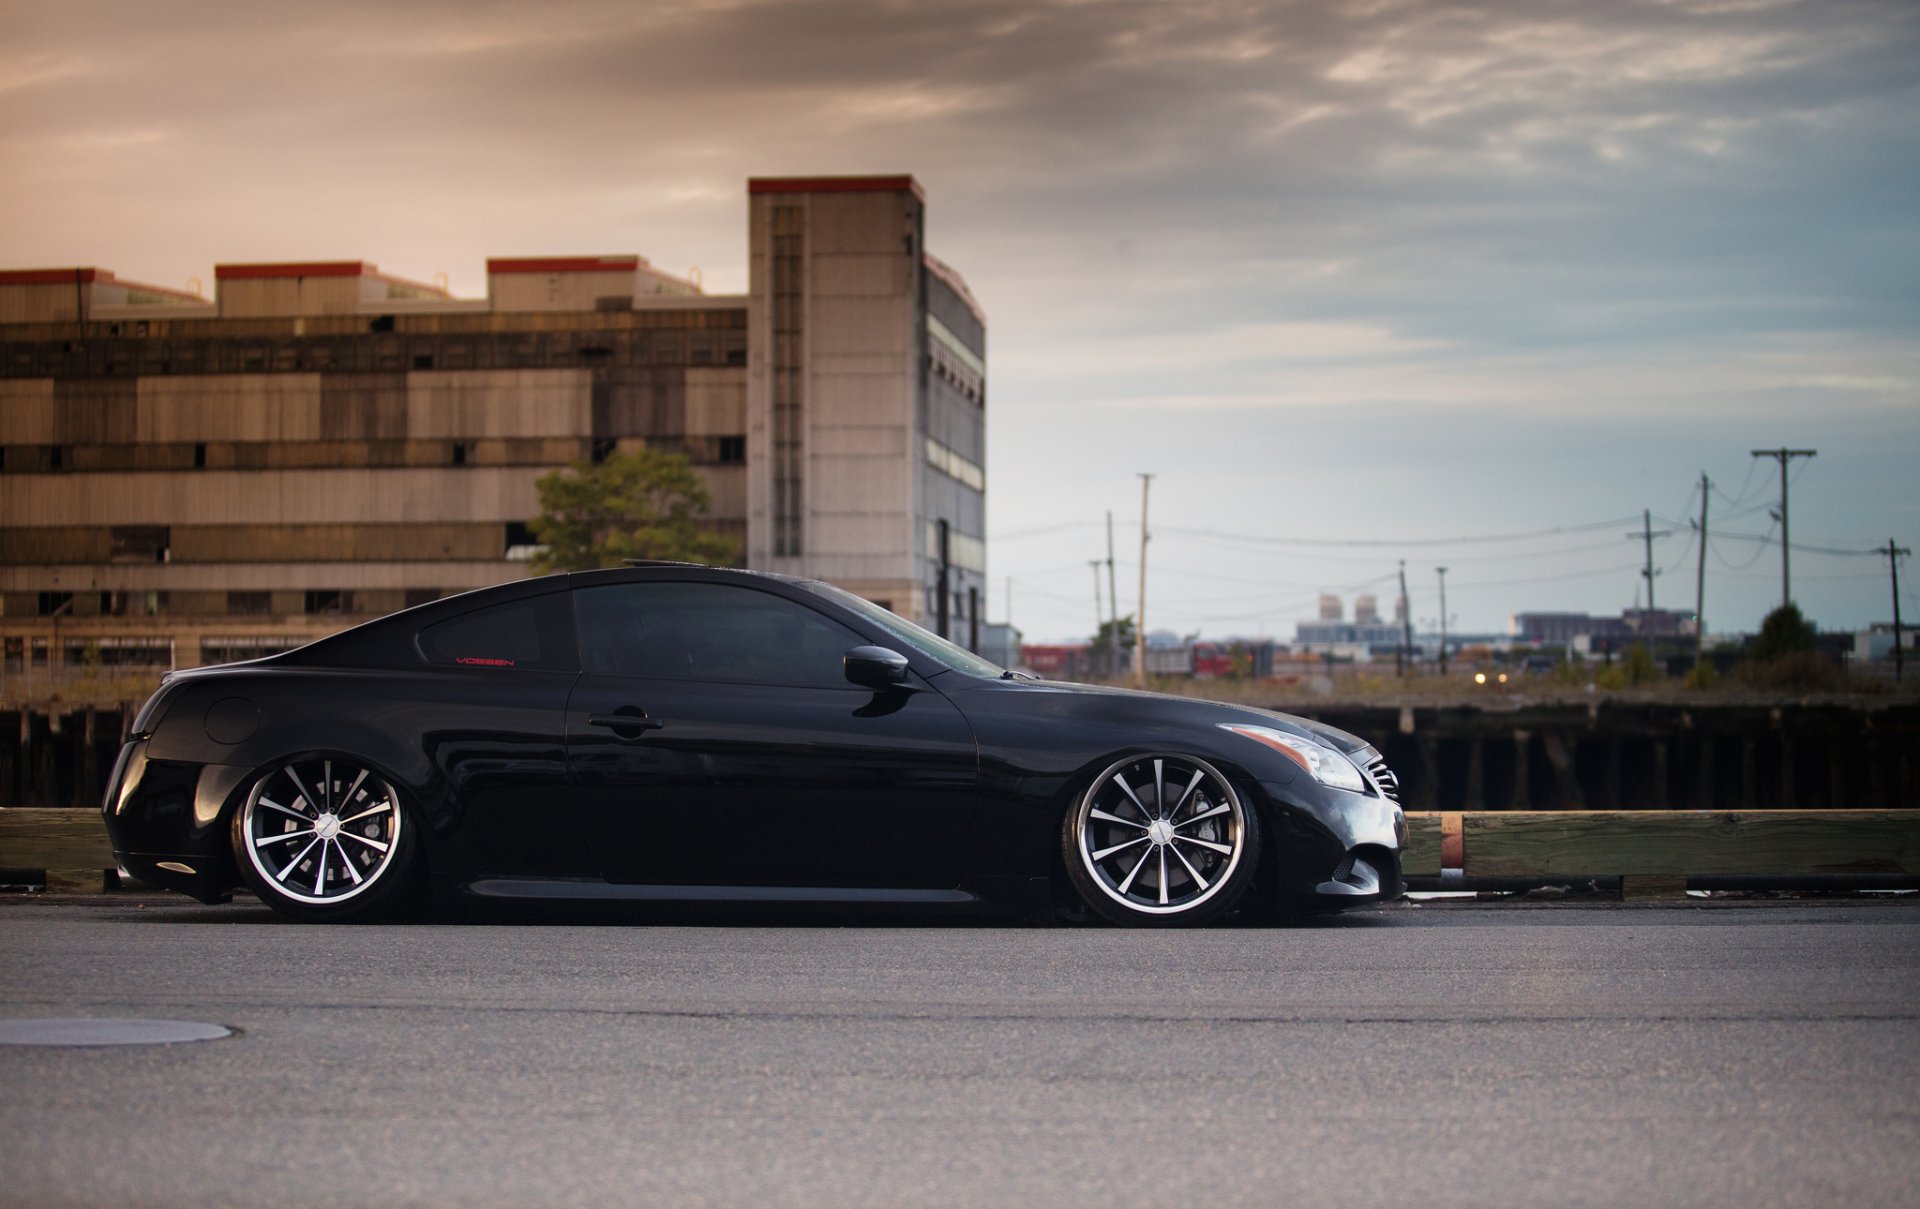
(276, 564), (839, 668)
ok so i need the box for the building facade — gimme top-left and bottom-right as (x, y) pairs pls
(1511, 609), (1693, 645)
(0, 175), (986, 699)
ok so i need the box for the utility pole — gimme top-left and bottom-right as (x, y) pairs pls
(1397, 560), (1412, 677)
(1694, 473), (1710, 667)
(1751, 447), (1816, 608)
(1435, 566), (1449, 676)
(1624, 510), (1674, 658)
(1105, 511), (1120, 676)
(1882, 539), (1911, 683)
(1641, 509), (1657, 618)
(1135, 473), (1153, 688)
(1088, 559), (1104, 673)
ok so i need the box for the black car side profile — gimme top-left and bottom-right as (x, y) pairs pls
(103, 564), (1406, 926)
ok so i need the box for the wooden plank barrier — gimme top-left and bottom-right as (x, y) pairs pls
(1404, 810), (1920, 884)
(0, 807), (118, 893)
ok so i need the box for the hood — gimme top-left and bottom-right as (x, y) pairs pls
(1026, 678), (1374, 756)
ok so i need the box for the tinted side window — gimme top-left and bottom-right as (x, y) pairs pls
(574, 582), (862, 687)
(418, 593), (578, 672)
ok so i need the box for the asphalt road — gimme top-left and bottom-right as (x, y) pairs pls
(2, 895), (1917, 1209)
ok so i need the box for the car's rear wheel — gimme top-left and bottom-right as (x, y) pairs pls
(1062, 753), (1261, 926)
(232, 757), (418, 923)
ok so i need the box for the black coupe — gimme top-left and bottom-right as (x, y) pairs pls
(103, 564), (1406, 925)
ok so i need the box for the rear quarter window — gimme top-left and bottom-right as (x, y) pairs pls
(418, 593), (578, 672)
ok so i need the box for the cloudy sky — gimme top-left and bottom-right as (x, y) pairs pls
(4, 0), (1916, 643)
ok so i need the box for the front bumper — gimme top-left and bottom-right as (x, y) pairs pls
(1259, 780), (1407, 908)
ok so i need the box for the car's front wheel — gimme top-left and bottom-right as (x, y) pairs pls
(1061, 753), (1261, 926)
(231, 757), (418, 923)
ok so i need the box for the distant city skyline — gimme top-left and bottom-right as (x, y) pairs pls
(4, 0), (1914, 643)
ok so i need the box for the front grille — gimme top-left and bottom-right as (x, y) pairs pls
(1365, 755), (1400, 804)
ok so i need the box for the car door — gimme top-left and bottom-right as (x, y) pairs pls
(565, 578), (979, 889)
(409, 588), (591, 878)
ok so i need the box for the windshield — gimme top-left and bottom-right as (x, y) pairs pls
(801, 581), (1006, 678)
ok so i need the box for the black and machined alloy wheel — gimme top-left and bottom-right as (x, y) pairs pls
(232, 757), (418, 923)
(1062, 753), (1261, 926)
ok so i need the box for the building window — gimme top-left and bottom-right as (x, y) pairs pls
(203, 635), (305, 664)
(925, 521), (986, 573)
(110, 526), (170, 565)
(227, 591), (272, 616)
(925, 438), (985, 492)
(193, 442), (208, 469)
(48, 445), (65, 471)
(591, 437), (616, 464)
(403, 589), (440, 610)
(504, 521), (542, 562)
(305, 590), (348, 615)
(451, 442), (469, 466)
(38, 591), (75, 616)
(718, 436), (745, 464)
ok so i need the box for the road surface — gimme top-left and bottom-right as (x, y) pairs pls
(3, 895), (1917, 1208)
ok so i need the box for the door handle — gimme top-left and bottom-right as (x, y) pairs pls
(588, 712), (664, 736)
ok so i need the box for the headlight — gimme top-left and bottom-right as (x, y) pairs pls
(1219, 724), (1368, 794)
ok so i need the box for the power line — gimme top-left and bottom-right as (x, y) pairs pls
(1175, 532), (1635, 568)
(988, 520), (1104, 541)
(1698, 529), (1881, 558)
(1710, 523), (1777, 571)
(1161, 515), (1642, 550)
(1713, 458), (1763, 508)
(1445, 562), (1648, 590)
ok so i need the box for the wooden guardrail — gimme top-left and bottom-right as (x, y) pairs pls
(6, 806), (1920, 898)
(1404, 809), (1920, 896)
(0, 807), (119, 892)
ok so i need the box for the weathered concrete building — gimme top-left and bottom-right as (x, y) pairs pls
(0, 175), (987, 698)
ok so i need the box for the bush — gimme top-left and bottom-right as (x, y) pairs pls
(1621, 644), (1659, 685)
(1751, 604), (1816, 663)
(1735, 650), (1845, 693)
(1684, 660), (1721, 691)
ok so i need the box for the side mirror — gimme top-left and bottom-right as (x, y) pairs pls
(845, 645), (910, 690)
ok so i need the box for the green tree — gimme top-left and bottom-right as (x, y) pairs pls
(528, 449), (740, 573)
(1091, 615), (1137, 652)
(1750, 603), (1816, 663)
(1089, 615), (1136, 679)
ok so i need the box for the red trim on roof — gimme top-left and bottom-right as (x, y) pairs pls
(214, 261), (370, 280)
(0, 268), (102, 285)
(487, 256), (641, 275)
(749, 175), (922, 200)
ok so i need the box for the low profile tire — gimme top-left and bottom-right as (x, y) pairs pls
(231, 757), (419, 923)
(1061, 753), (1261, 926)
